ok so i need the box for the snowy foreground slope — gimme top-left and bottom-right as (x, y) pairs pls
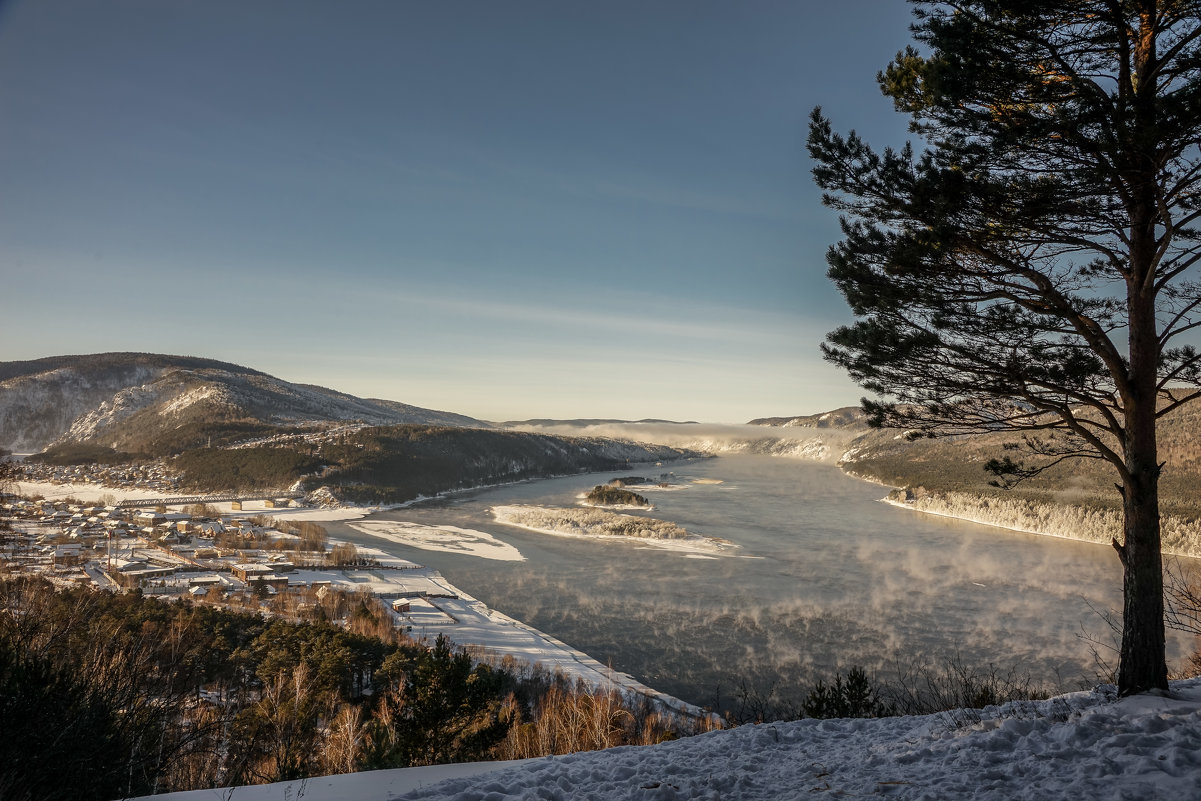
(141, 679), (1201, 801)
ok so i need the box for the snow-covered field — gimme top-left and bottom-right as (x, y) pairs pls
(15, 480), (173, 505)
(14, 479), (394, 522)
(138, 678), (1201, 801)
(350, 520), (525, 561)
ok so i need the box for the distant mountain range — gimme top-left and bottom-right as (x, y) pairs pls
(0, 353), (485, 454)
(0, 353), (703, 504)
(504, 418), (700, 428)
(746, 407), (870, 430)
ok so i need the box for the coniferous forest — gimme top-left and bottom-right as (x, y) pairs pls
(0, 578), (714, 801)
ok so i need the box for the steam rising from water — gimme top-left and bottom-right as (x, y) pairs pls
(334, 456), (1197, 713)
(509, 422), (859, 462)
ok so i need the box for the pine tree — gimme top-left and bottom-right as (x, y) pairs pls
(809, 1), (1201, 694)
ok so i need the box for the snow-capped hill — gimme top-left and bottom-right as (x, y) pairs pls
(747, 406), (871, 430)
(0, 353), (486, 453)
(0, 362), (159, 452)
(562, 435), (700, 464)
(60, 381), (173, 442)
(156, 382), (228, 418)
(678, 435), (846, 461)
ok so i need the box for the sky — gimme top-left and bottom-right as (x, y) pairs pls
(0, 0), (917, 423)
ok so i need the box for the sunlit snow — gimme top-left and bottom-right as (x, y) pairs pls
(350, 520), (525, 561)
(138, 679), (1201, 801)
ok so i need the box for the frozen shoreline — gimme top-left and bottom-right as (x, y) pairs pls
(834, 459), (1201, 559)
(346, 541), (711, 719)
(880, 496), (1110, 547)
(350, 520), (526, 562)
(878, 490), (1201, 559)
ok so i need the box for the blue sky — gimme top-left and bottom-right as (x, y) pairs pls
(1, 0), (916, 422)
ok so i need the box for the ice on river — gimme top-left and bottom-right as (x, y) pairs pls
(349, 520), (525, 562)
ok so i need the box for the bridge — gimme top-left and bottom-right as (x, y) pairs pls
(116, 492), (304, 509)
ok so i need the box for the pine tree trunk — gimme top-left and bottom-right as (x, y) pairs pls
(1115, 467), (1168, 695)
(1115, 279), (1168, 695)
(1116, 16), (1169, 693)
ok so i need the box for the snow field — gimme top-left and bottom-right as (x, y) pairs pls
(137, 678), (1201, 801)
(350, 520), (525, 561)
(392, 679), (1201, 801)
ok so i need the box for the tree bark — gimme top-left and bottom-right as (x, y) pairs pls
(1115, 462), (1168, 694)
(1115, 274), (1168, 694)
(1113, 7), (1169, 695)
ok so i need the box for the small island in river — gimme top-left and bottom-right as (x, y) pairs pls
(584, 484), (650, 507)
(490, 505), (740, 556)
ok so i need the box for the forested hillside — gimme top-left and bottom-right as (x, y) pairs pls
(0, 577), (709, 800)
(754, 401), (1201, 520)
(170, 425), (699, 503)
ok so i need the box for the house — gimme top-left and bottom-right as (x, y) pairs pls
(134, 511), (166, 527)
(196, 521), (225, 536)
(231, 563), (275, 582)
(52, 544), (83, 566)
(118, 563), (176, 580)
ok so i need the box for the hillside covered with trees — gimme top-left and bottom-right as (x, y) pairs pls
(755, 402), (1201, 528)
(167, 424), (698, 504)
(0, 577), (714, 800)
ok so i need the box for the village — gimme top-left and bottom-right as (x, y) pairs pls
(0, 465), (698, 714)
(0, 488), (467, 634)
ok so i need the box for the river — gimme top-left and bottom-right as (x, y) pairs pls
(325, 455), (1194, 711)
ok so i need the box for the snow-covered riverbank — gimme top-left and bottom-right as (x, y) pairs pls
(343, 544), (708, 719)
(883, 490), (1201, 559)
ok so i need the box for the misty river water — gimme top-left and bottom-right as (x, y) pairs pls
(326, 455), (1194, 711)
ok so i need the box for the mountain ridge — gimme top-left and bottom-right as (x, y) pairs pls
(503, 418), (700, 428)
(0, 353), (486, 454)
(746, 406), (871, 430)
